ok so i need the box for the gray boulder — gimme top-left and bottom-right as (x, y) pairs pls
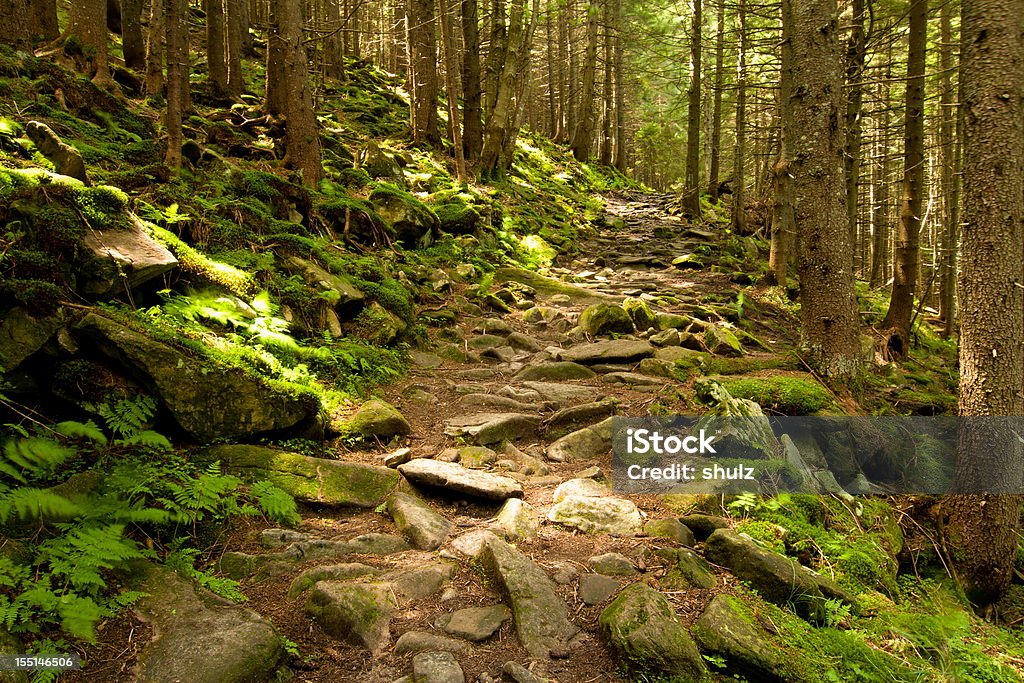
(692, 595), (789, 682)
(305, 581), (398, 652)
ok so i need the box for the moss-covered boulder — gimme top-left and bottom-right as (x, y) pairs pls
(718, 375), (834, 415)
(369, 186), (440, 249)
(282, 255), (365, 310)
(359, 142), (406, 187)
(513, 362), (596, 382)
(548, 495), (644, 536)
(599, 583), (707, 681)
(75, 314), (318, 442)
(691, 595), (789, 682)
(578, 303), (634, 336)
(622, 298), (657, 331)
(435, 202), (483, 235)
(0, 307), (64, 372)
(206, 444), (401, 507)
(305, 581), (397, 653)
(132, 563), (283, 683)
(658, 547), (717, 590)
(704, 325), (744, 357)
(335, 399), (412, 438)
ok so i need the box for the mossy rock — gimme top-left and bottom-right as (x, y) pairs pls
(717, 375), (834, 415)
(692, 595), (790, 681)
(599, 583), (707, 681)
(578, 303), (634, 336)
(368, 185), (439, 249)
(435, 202), (483, 235)
(704, 325), (744, 357)
(336, 399), (412, 438)
(622, 298), (657, 331)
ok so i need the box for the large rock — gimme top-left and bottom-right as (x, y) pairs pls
(79, 213), (179, 297)
(703, 529), (855, 622)
(76, 315), (317, 441)
(480, 536), (580, 658)
(360, 142), (406, 186)
(370, 187), (440, 249)
(491, 498), (539, 541)
(555, 340), (655, 365)
(443, 413), (541, 445)
(282, 255), (364, 309)
(599, 583), (706, 681)
(207, 444), (400, 507)
(520, 381), (599, 403)
(546, 417), (614, 462)
(578, 304), (634, 336)
(132, 563), (282, 683)
(288, 563), (381, 597)
(436, 604), (510, 642)
(394, 631), (471, 656)
(0, 307), (64, 372)
(547, 495), (643, 536)
(388, 492), (452, 550)
(337, 399), (412, 438)
(691, 595), (789, 682)
(513, 362), (596, 382)
(305, 581), (398, 652)
(398, 459), (523, 500)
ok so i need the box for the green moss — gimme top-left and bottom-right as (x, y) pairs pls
(701, 355), (798, 376)
(149, 225), (255, 297)
(717, 375), (834, 415)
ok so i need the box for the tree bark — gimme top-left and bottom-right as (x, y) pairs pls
(938, 0), (959, 338)
(409, 0), (441, 144)
(164, 0), (185, 168)
(786, 0), (861, 380)
(731, 0), (747, 234)
(120, 0), (145, 69)
(461, 0), (483, 161)
(570, 1), (598, 161)
(844, 0), (866, 274)
(325, 0), (345, 79)
(269, 0), (323, 185)
(707, 0), (725, 200)
(30, 0), (59, 42)
(206, 0), (229, 96)
(942, 0), (1024, 607)
(67, 0), (114, 86)
(145, 0), (165, 95)
(881, 0), (927, 358)
(226, 0), (245, 96)
(612, 0), (626, 172)
(439, 0), (468, 180)
(682, 0), (702, 215)
(0, 0), (31, 50)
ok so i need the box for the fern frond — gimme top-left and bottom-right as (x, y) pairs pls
(39, 524), (149, 592)
(249, 481), (301, 526)
(0, 488), (83, 523)
(54, 421), (108, 445)
(1, 437), (76, 484)
(115, 430), (172, 451)
(57, 595), (103, 642)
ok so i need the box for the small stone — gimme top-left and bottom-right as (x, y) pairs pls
(437, 605), (510, 642)
(450, 529), (502, 559)
(579, 574), (620, 605)
(473, 319), (512, 335)
(643, 518), (696, 546)
(410, 351), (443, 369)
(384, 447), (413, 468)
(491, 498), (539, 541)
(513, 362), (596, 382)
(546, 418), (614, 462)
(678, 514), (730, 541)
(506, 332), (543, 352)
(555, 339), (655, 365)
(399, 459), (524, 500)
(342, 400), (413, 438)
(305, 582), (397, 652)
(649, 328), (681, 347)
(443, 413), (541, 445)
(411, 651), (465, 683)
(502, 661), (545, 683)
(578, 303), (634, 336)
(601, 372), (664, 386)
(288, 563), (380, 598)
(259, 528), (311, 549)
(588, 553), (636, 576)
(391, 562), (456, 601)
(552, 478), (608, 502)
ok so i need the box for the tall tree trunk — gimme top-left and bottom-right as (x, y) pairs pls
(598, 0), (612, 166)
(164, 0), (185, 168)
(121, 0), (146, 69)
(869, 82), (891, 288)
(570, 1), (598, 161)
(67, 0), (114, 86)
(938, 0), (959, 337)
(439, 0), (468, 180)
(768, 4), (796, 288)
(881, 0), (927, 357)
(707, 0), (725, 200)
(409, 0), (441, 144)
(557, 0), (570, 142)
(942, 0), (1024, 607)
(731, 0), (747, 234)
(207, 0), (229, 96)
(461, 0), (483, 161)
(612, 0), (625, 172)
(682, 0), (702, 215)
(226, 0), (244, 96)
(844, 0), (866, 274)
(269, 0), (323, 185)
(265, 3), (288, 116)
(787, 0), (861, 380)
(0, 0), (31, 50)
(30, 0), (59, 42)
(325, 0), (344, 79)
(145, 0), (165, 95)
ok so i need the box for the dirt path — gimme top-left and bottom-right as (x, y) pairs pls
(211, 193), (762, 682)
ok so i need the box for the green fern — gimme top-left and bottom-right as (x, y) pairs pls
(0, 487), (83, 523)
(39, 523), (151, 592)
(1, 437), (76, 484)
(85, 396), (158, 439)
(53, 420), (107, 445)
(249, 480), (301, 526)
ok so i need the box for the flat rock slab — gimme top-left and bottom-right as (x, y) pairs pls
(132, 563), (282, 683)
(601, 372), (664, 386)
(305, 581), (397, 653)
(394, 631), (470, 656)
(437, 604), (511, 641)
(546, 417), (614, 462)
(288, 563), (381, 598)
(480, 536), (580, 659)
(207, 445), (401, 508)
(548, 495), (643, 536)
(514, 362), (597, 382)
(520, 381), (599, 403)
(443, 413), (541, 445)
(555, 340), (655, 365)
(388, 492), (452, 550)
(599, 583), (706, 681)
(579, 574), (620, 606)
(399, 459), (524, 500)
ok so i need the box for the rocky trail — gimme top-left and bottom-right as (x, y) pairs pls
(88, 194), (849, 683)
